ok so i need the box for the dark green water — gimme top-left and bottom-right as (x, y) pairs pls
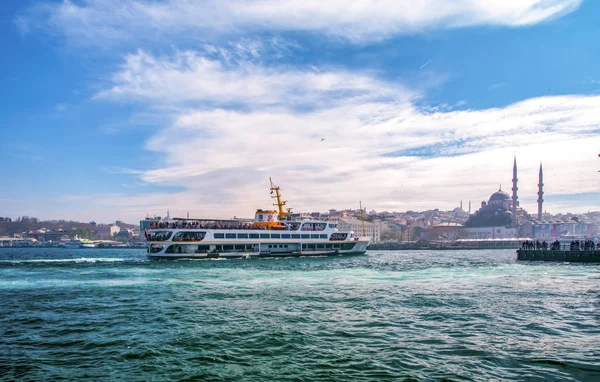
(1, 248), (599, 381)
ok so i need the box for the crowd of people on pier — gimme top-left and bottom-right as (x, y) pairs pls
(568, 240), (598, 251)
(521, 240), (548, 250)
(521, 240), (599, 251)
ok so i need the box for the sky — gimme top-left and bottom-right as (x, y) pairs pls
(1, 0), (599, 224)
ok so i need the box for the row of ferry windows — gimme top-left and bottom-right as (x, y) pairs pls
(163, 243), (355, 254)
(213, 233), (329, 240)
(303, 243), (355, 250)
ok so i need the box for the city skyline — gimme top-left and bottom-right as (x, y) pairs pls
(2, 194), (599, 227)
(1, 0), (599, 223)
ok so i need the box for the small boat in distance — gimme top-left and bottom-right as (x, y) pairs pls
(145, 179), (371, 259)
(62, 236), (97, 248)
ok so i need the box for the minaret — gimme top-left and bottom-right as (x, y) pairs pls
(537, 162), (544, 221)
(511, 156), (518, 228)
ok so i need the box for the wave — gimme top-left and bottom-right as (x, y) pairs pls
(0, 257), (134, 264)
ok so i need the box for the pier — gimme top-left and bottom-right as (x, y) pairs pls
(516, 249), (600, 262)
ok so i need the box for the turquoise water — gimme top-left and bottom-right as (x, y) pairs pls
(1, 248), (599, 381)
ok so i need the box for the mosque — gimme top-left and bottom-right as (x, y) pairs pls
(464, 187), (515, 228)
(457, 159), (596, 240)
(464, 157), (544, 233)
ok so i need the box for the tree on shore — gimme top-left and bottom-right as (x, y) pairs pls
(70, 228), (93, 239)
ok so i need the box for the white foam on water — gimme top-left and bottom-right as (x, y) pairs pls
(165, 262), (597, 294)
(0, 257), (128, 264)
(0, 277), (149, 289)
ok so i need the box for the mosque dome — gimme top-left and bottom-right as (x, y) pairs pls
(489, 189), (510, 202)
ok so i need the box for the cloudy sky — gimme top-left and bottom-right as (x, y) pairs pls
(1, 0), (599, 223)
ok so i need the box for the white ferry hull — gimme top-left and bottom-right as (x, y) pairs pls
(147, 238), (369, 259)
(147, 250), (367, 260)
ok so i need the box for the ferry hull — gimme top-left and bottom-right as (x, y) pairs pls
(148, 250), (368, 260)
(147, 240), (369, 259)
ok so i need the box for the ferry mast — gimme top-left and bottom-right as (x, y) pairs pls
(359, 201), (366, 237)
(270, 177), (290, 221)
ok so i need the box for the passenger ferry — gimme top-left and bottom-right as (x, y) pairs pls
(145, 179), (371, 259)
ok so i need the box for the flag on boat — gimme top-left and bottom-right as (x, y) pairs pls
(270, 191), (273, 194)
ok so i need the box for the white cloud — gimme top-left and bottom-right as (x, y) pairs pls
(8, 2), (596, 224)
(85, 49), (600, 222)
(18, 0), (583, 45)
(97, 49), (409, 108)
(100, 166), (144, 175)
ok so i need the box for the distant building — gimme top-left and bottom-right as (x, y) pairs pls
(337, 218), (381, 242)
(464, 157), (553, 236)
(0, 217), (12, 222)
(0, 237), (37, 246)
(27, 229), (68, 242)
(95, 224), (121, 239)
(285, 213), (313, 221)
(465, 226), (518, 239)
(19, 216), (39, 223)
(465, 187), (514, 228)
(532, 222), (596, 240)
(428, 223), (465, 241)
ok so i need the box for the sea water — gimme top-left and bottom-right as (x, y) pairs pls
(1, 248), (598, 381)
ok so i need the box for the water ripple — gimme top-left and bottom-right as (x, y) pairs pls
(0, 248), (599, 381)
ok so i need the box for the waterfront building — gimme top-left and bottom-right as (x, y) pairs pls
(0, 237), (37, 247)
(378, 221), (406, 241)
(26, 229), (69, 243)
(95, 224), (121, 240)
(532, 221), (596, 240)
(428, 223), (465, 241)
(465, 226), (518, 239)
(337, 218), (381, 242)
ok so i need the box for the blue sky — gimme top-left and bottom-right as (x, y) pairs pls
(0, 0), (599, 223)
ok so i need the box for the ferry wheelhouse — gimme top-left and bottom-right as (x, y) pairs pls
(145, 179), (371, 259)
